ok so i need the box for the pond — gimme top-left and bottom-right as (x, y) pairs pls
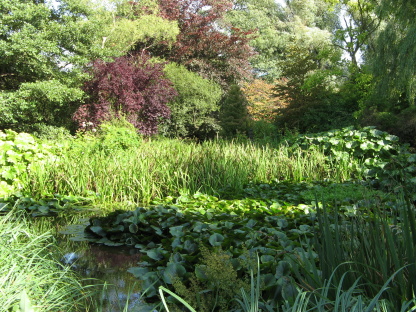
(56, 215), (152, 311)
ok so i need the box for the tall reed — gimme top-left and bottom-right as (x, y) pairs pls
(25, 138), (360, 208)
(292, 194), (416, 311)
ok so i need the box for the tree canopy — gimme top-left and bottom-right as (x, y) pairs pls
(0, 0), (415, 143)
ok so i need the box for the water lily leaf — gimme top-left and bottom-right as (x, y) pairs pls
(299, 224), (310, 232)
(208, 223), (219, 230)
(275, 261), (291, 279)
(245, 219), (257, 228)
(127, 267), (149, 278)
(89, 226), (107, 237)
(171, 252), (184, 263)
(183, 240), (197, 253)
(103, 240), (124, 247)
(192, 222), (208, 232)
(260, 255), (275, 263)
(170, 226), (184, 237)
(147, 242), (156, 248)
(262, 273), (278, 288)
(146, 248), (165, 261)
(230, 258), (242, 270)
(282, 281), (298, 300)
(224, 221), (234, 229)
(163, 263), (186, 284)
(171, 237), (182, 249)
(408, 154), (416, 163)
(276, 219), (288, 228)
(141, 272), (161, 297)
(129, 223), (139, 233)
(151, 225), (163, 235)
(209, 233), (224, 246)
(195, 265), (208, 280)
(109, 224), (124, 232)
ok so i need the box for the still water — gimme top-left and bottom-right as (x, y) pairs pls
(58, 216), (151, 311)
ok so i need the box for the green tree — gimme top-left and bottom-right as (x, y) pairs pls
(370, 0), (416, 106)
(161, 63), (222, 139)
(100, 0), (179, 55)
(333, 0), (381, 69)
(219, 85), (251, 138)
(0, 0), (108, 131)
(227, 0), (339, 80)
(355, 0), (416, 145)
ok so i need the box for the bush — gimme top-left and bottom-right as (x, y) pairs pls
(359, 107), (416, 147)
(161, 63), (222, 139)
(0, 130), (54, 197)
(74, 54), (177, 135)
(74, 118), (142, 156)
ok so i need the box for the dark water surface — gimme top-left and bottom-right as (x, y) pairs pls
(57, 216), (149, 311)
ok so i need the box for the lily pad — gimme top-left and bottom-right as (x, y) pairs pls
(209, 233), (224, 247)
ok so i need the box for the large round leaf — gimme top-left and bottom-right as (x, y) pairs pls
(163, 263), (186, 284)
(209, 233), (224, 246)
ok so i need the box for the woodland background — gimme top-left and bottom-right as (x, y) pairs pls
(2, 0), (415, 144)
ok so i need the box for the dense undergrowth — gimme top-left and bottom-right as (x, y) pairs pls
(1, 123), (416, 311)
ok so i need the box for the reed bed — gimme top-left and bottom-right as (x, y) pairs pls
(25, 138), (360, 207)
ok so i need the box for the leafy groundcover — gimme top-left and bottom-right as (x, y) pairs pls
(82, 181), (394, 305)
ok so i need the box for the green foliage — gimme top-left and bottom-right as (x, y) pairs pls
(102, 3), (179, 54)
(291, 126), (400, 157)
(251, 120), (280, 145)
(0, 210), (95, 311)
(91, 118), (142, 155)
(0, 130), (53, 197)
(300, 181), (390, 205)
(161, 63), (222, 139)
(30, 124), (73, 141)
(219, 85), (252, 138)
(227, 0), (339, 80)
(1, 80), (85, 131)
(359, 106), (416, 147)
(274, 43), (351, 133)
(0, 194), (95, 217)
(288, 126), (416, 198)
(369, 0), (416, 106)
(283, 268), (416, 312)
(170, 247), (249, 312)
(85, 191), (317, 302)
(79, 178), (408, 309)
(25, 135), (355, 205)
(292, 196), (416, 311)
(0, 0), (108, 130)
(288, 126), (400, 171)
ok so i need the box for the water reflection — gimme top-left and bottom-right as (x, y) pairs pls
(59, 219), (146, 311)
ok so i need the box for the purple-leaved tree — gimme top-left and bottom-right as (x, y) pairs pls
(73, 54), (177, 135)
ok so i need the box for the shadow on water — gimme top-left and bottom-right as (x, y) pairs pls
(55, 215), (148, 312)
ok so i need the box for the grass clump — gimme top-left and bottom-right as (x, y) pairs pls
(0, 208), (95, 311)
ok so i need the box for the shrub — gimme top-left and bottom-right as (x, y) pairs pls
(0, 130), (54, 197)
(160, 63), (222, 139)
(73, 54), (177, 135)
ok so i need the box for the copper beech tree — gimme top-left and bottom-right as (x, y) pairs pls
(73, 54), (177, 135)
